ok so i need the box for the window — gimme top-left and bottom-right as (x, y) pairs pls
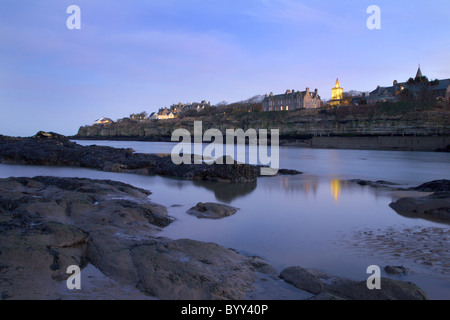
(286, 106), (289, 111)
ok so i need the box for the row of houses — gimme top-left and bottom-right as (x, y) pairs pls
(261, 66), (449, 112)
(94, 66), (449, 125)
(149, 100), (211, 120)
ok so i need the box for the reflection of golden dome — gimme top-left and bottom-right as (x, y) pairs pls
(331, 179), (341, 203)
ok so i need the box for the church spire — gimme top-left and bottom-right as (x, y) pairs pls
(416, 65), (423, 79)
(335, 78), (341, 88)
(331, 77), (343, 104)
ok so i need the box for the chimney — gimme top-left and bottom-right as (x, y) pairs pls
(306, 88), (310, 95)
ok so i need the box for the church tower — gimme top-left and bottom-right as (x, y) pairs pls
(331, 78), (344, 106)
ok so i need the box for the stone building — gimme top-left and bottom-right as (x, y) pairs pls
(156, 108), (175, 120)
(262, 88), (321, 111)
(368, 66), (450, 104)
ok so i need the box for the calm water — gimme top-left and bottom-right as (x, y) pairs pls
(1, 140), (449, 299)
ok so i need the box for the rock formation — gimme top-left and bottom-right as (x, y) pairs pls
(187, 202), (239, 219)
(0, 132), (259, 183)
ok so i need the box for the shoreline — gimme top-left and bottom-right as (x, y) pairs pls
(70, 135), (450, 152)
(0, 133), (449, 300)
(0, 175), (440, 300)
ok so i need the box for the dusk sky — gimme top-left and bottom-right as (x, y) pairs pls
(1, 0), (449, 137)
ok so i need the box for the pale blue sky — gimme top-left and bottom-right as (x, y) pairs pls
(1, 0), (449, 136)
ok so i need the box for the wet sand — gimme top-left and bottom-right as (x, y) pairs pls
(348, 226), (450, 277)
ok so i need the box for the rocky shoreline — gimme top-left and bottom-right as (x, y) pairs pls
(349, 179), (450, 223)
(0, 176), (430, 300)
(0, 132), (259, 183)
(0, 132), (448, 300)
(0, 132), (303, 183)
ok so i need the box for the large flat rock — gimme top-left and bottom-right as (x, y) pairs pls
(390, 192), (450, 223)
(279, 267), (428, 300)
(0, 176), (275, 300)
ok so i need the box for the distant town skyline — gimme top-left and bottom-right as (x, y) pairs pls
(1, 0), (449, 136)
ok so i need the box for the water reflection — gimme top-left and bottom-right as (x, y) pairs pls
(331, 180), (341, 204)
(262, 175), (387, 204)
(193, 180), (257, 203)
(390, 207), (450, 225)
(149, 175), (258, 204)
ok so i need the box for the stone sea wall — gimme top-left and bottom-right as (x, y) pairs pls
(308, 136), (450, 151)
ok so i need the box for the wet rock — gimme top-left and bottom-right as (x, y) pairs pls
(412, 180), (450, 193)
(0, 176), (172, 299)
(86, 233), (280, 300)
(308, 292), (345, 300)
(350, 179), (399, 188)
(0, 176), (278, 300)
(278, 169), (303, 175)
(384, 265), (409, 275)
(0, 132), (263, 183)
(0, 176), (431, 300)
(187, 202), (239, 219)
(389, 192), (450, 222)
(279, 266), (324, 295)
(0, 219), (89, 299)
(131, 238), (270, 300)
(280, 267), (428, 300)
(324, 278), (428, 300)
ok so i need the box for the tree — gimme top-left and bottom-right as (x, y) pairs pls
(399, 87), (411, 101)
(130, 111), (148, 120)
(430, 79), (440, 86)
(215, 101), (228, 107)
(414, 75), (429, 84)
